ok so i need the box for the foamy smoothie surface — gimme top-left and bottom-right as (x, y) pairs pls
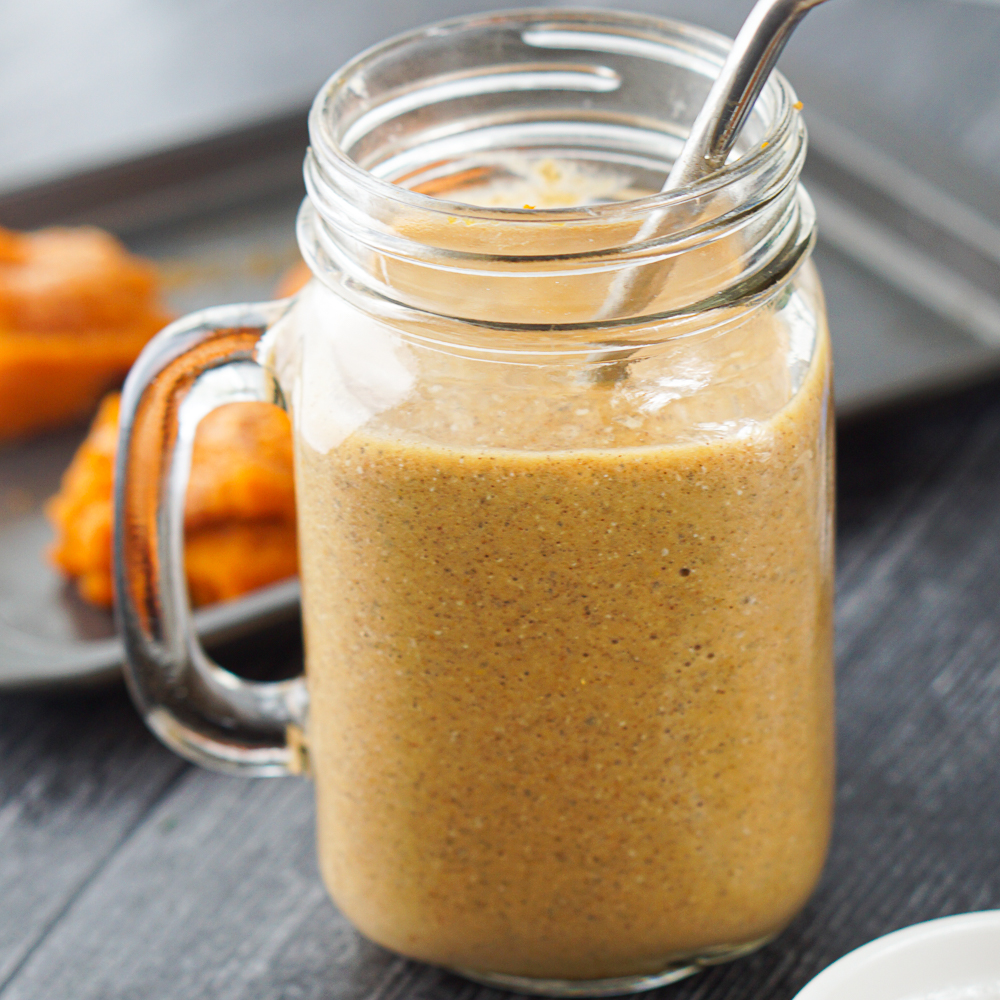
(278, 159), (835, 980)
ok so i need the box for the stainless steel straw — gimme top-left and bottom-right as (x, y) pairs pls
(595, 0), (832, 321)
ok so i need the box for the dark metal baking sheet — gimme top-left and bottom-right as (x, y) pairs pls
(804, 111), (1000, 417)
(0, 181), (305, 690)
(2, 105), (999, 689)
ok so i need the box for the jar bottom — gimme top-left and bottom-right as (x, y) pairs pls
(450, 935), (773, 997)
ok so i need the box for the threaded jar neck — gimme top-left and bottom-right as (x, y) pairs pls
(298, 7), (813, 331)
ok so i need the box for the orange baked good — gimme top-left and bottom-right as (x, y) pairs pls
(0, 225), (172, 441)
(47, 392), (297, 608)
(182, 396), (297, 605)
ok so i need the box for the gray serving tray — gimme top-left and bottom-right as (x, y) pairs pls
(0, 170), (306, 689)
(1, 106), (999, 688)
(804, 111), (1000, 417)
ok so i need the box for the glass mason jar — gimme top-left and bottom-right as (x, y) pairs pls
(115, 8), (834, 997)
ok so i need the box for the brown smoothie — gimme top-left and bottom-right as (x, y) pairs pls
(291, 163), (834, 981)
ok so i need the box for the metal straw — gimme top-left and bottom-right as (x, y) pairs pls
(595, 0), (832, 321)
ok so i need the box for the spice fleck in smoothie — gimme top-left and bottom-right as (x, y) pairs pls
(286, 158), (834, 981)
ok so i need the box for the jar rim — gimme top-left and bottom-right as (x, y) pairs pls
(306, 6), (802, 225)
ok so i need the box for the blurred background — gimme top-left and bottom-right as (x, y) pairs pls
(5, 0), (1000, 194)
(4, 0), (1000, 413)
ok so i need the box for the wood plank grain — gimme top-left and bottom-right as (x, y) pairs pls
(0, 767), (335, 1000)
(0, 687), (187, 991)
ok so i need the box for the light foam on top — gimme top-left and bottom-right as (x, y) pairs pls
(435, 156), (644, 209)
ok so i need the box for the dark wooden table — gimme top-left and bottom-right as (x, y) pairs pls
(3, 376), (1000, 999)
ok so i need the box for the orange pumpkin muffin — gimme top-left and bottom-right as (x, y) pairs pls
(47, 392), (297, 608)
(0, 225), (172, 441)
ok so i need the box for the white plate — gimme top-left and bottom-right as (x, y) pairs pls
(794, 911), (1000, 1000)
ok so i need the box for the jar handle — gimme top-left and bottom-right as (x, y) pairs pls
(114, 300), (309, 777)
